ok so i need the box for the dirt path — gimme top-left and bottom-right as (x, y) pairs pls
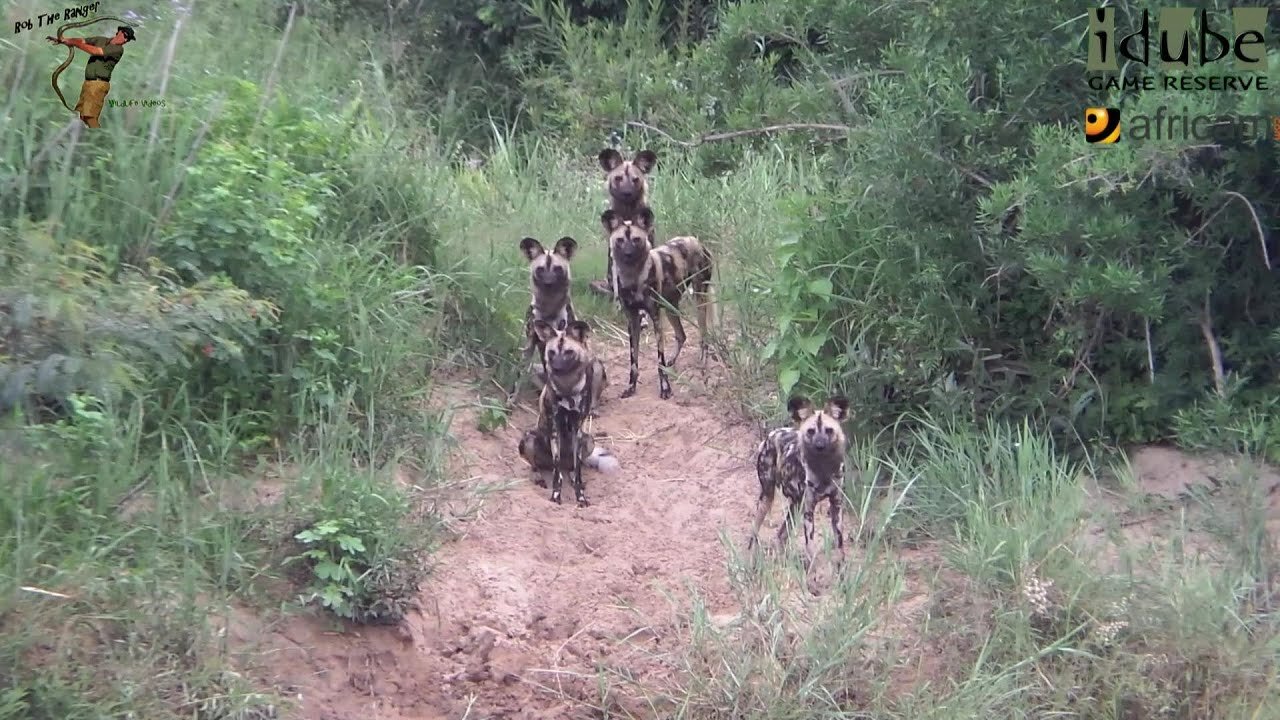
(233, 321), (766, 719)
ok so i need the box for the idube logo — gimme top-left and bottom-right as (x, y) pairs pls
(1086, 7), (1270, 93)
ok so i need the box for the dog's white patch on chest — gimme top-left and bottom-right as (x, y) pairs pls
(555, 376), (587, 411)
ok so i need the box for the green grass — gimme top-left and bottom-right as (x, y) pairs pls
(1, 1), (452, 714)
(589, 421), (1280, 719)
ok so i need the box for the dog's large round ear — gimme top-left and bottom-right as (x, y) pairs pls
(566, 319), (591, 344)
(601, 209), (620, 233)
(787, 396), (814, 423)
(635, 206), (655, 230)
(553, 236), (578, 259)
(568, 319), (591, 340)
(825, 396), (850, 422)
(598, 148), (623, 172)
(532, 319), (557, 344)
(633, 149), (657, 174)
(520, 236), (544, 261)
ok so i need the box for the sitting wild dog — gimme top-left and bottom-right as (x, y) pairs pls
(529, 318), (606, 506)
(747, 395), (851, 569)
(589, 148), (657, 299)
(518, 235), (578, 391)
(601, 206), (714, 400)
(517, 428), (620, 487)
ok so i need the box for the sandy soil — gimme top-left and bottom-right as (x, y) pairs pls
(230, 323), (770, 719)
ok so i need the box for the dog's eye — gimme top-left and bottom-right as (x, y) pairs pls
(806, 427), (815, 437)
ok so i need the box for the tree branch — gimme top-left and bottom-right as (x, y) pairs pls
(923, 149), (994, 189)
(1220, 191), (1271, 270)
(1143, 318), (1156, 384)
(624, 119), (995, 189)
(1199, 290), (1226, 398)
(624, 120), (854, 147)
(1058, 309), (1107, 397)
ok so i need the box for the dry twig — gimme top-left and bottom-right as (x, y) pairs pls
(1220, 191), (1271, 270)
(1199, 290), (1227, 397)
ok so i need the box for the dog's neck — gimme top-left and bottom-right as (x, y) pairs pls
(612, 248), (655, 298)
(608, 193), (648, 219)
(531, 285), (570, 325)
(546, 360), (593, 412)
(801, 446), (844, 484)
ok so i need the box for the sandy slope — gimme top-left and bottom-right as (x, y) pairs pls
(230, 322), (767, 719)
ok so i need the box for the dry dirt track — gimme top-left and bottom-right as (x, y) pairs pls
(229, 322), (771, 719)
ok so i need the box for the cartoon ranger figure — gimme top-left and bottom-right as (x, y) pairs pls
(46, 24), (136, 128)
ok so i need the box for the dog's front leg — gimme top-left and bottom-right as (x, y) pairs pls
(569, 415), (589, 507)
(549, 412), (566, 504)
(652, 301), (671, 399)
(622, 308), (641, 398)
(828, 490), (846, 571)
(801, 484), (819, 572)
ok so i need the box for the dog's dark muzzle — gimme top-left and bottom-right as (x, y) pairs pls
(611, 187), (640, 203)
(549, 355), (579, 374)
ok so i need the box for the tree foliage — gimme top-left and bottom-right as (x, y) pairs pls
(349, 0), (1280, 448)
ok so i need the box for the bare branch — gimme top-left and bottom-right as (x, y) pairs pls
(1199, 290), (1226, 398)
(1144, 318), (1155, 384)
(1220, 191), (1271, 270)
(624, 120), (854, 148)
(923, 149), (994, 189)
(1059, 309), (1107, 397)
(625, 119), (996, 191)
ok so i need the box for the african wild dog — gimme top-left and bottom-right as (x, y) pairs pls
(517, 428), (620, 487)
(601, 206), (714, 400)
(528, 318), (606, 506)
(518, 235), (578, 391)
(589, 148), (657, 299)
(747, 395), (851, 569)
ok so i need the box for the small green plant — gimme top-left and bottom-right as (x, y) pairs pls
(475, 402), (510, 432)
(760, 231), (841, 399)
(288, 516), (376, 621)
(1172, 387), (1280, 464)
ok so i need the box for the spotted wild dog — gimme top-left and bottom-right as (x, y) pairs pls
(601, 206), (714, 400)
(747, 395), (851, 569)
(517, 428), (620, 487)
(589, 148), (657, 299)
(528, 318), (606, 505)
(517, 235), (579, 391)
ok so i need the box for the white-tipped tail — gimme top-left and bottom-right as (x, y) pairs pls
(585, 446), (621, 474)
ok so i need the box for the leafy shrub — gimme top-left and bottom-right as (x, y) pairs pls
(286, 471), (430, 625)
(752, 2), (1280, 448)
(0, 222), (273, 421)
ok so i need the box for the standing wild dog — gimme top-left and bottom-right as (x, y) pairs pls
(528, 318), (605, 506)
(518, 235), (578, 391)
(602, 206), (714, 400)
(589, 148), (657, 298)
(747, 395), (851, 569)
